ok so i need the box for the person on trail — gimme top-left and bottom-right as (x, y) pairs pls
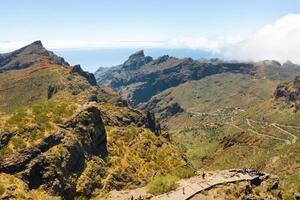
(182, 187), (185, 195)
(202, 172), (206, 179)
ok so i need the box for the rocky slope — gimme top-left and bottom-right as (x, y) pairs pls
(95, 51), (299, 124)
(0, 41), (69, 73)
(95, 51), (299, 106)
(0, 42), (190, 199)
(274, 72), (300, 111)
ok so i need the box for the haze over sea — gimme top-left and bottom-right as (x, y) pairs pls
(54, 48), (214, 72)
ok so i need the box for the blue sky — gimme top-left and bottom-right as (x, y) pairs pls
(1, 0), (300, 43)
(1, 0), (300, 66)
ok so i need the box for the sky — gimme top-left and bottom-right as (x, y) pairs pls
(1, 0), (300, 67)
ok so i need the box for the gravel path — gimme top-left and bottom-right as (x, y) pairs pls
(107, 169), (267, 200)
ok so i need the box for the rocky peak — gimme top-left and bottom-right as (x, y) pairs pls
(0, 40), (69, 73)
(71, 65), (97, 86)
(123, 50), (153, 70)
(23, 40), (44, 52)
(152, 55), (170, 65)
(260, 60), (282, 67)
(129, 50), (145, 59)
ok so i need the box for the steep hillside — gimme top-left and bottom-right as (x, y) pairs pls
(141, 73), (280, 122)
(169, 84), (300, 198)
(95, 51), (300, 198)
(95, 51), (259, 105)
(0, 42), (191, 199)
(0, 40), (68, 72)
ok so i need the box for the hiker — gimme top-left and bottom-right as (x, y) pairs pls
(202, 172), (206, 179)
(182, 187), (185, 195)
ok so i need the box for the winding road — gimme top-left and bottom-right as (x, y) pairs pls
(189, 111), (299, 145)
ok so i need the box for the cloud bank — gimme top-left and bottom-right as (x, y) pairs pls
(225, 14), (300, 63)
(1, 14), (300, 63)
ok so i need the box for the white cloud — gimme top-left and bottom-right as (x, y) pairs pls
(0, 40), (169, 52)
(224, 14), (300, 63)
(165, 37), (222, 53)
(1, 14), (300, 64)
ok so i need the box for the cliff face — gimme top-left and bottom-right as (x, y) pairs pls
(274, 72), (300, 111)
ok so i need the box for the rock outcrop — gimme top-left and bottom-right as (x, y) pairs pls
(0, 104), (107, 199)
(71, 65), (97, 86)
(274, 72), (300, 111)
(0, 132), (14, 148)
(123, 50), (153, 70)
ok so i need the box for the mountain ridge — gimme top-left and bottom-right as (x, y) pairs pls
(0, 40), (69, 73)
(0, 42), (190, 199)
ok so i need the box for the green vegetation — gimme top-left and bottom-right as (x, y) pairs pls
(0, 146), (13, 161)
(170, 99), (300, 194)
(149, 73), (279, 114)
(147, 175), (179, 195)
(174, 167), (195, 179)
(11, 136), (27, 150)
(5, 100), (75, 132)
(103, 125), (191, 189)
(0, 66), (66, 112)
(0, 184), (5, 196)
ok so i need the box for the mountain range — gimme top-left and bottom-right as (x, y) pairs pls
(0, 42), (300, 199)
(95, 50), (300, 199)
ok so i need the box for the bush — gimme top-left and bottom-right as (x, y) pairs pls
(174, 167), (195, 179)
(147, 175), (179, 195)
(0, 184), (5, 196)
(11, 136), (27, 150)
(0, 146), (13, 161)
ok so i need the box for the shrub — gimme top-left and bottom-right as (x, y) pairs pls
(0, 146), (13, 161)
(11, 136), (27, 150)
(174, 167), (195, 179)
(147, 175), (179, 195)
(0, 184), (5, 196)
(7, 108), (29, 131)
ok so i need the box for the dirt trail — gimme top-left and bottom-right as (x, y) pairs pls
(190, 111), (298, 145)
(271, 123), (298, 144)
(245, 119), (291, 144)
(107, 169), (267, 200)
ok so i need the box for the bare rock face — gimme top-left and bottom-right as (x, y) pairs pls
(0, 104), (107, 199)
(146, 111), (161, 136)
(0, 132), (14, 148)
(71, 65), (97, 86)
(123, 50), (153, 70)
(274, 73), (300, 111)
